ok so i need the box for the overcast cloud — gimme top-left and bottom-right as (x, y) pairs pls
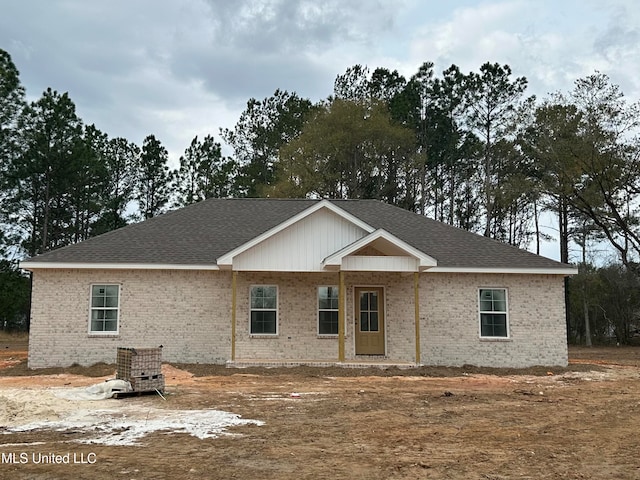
(2, 0), (639, 165)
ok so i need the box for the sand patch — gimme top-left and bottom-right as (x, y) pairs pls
(0, 385), (262, 446)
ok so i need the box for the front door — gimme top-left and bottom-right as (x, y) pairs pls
(355, 287), (385, 355)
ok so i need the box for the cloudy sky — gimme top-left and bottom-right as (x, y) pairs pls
(3, 0), (638, 261)
(3, 0), (639, 165)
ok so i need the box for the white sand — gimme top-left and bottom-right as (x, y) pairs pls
(0, 385), (262, 446)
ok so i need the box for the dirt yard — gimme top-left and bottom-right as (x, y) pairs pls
(1, 341), (640, 479)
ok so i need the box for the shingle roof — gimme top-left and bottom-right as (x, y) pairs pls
(21, 198), (571, 271)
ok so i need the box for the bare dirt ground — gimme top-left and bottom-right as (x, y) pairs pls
(1, 341), (640, 479)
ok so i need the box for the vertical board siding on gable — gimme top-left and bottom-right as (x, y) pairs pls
(420, 273), (568, 368)
(233, 208), (368, 271)
(28, 269), (232, 368)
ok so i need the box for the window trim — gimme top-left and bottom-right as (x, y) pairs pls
(478, 287), (509, 339)
(88, 283), (120, 336)
(249, 285), (278, 336)
(317, 285), (339, 336)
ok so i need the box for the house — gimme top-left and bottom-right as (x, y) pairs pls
(20, 198), (576, 368)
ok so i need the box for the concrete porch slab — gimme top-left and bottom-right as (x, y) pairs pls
(226, 359), (419, 369)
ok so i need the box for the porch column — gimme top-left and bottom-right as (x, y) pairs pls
(231, 271), (237, 361)
(414, 272), (421, 364)
(338, 271), (345, 362)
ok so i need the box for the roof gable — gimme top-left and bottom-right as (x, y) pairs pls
(219, 202), (372, 271)
(216, 200), (373, 269)
(323, 229), (437, 271)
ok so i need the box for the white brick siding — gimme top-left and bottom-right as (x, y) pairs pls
(421, 273), (568, 367)
(28, 269), (568, 368)
(233, 272), (416, 362)
(28, 269), (232, 367)
(234, 272), (340, 360)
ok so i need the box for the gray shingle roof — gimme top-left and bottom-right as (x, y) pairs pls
(22, 198), (571, 270)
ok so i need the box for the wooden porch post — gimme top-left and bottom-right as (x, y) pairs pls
(414, 272), (421, 364)
(338, 271), (345, 362)
(231, 271), (237, 361)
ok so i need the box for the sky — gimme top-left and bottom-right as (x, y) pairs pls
(2, 0), (639, 261)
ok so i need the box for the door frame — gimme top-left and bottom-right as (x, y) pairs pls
(353, 285), (386, 356)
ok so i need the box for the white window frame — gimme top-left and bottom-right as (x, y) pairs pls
(478, 288), (509, 339)
(89, 284), (120, 335)
(249, 285), (278, 335)
(317, 286), (339, 336)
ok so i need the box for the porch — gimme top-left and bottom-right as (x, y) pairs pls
(229, 271), (424, 365)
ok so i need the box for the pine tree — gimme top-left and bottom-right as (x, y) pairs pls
(134, 134), (173, 219)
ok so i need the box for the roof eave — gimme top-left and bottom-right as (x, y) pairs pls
(426, 266), (578, 275)
(19, 261), (220, 271)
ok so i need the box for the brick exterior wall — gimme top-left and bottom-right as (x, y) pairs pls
(234, 272), (340, 361)
(420, 273), (568, 367)
(234, 271), (415, 362)
(28, 269), (232, 367)
(28, 269), (568, 368)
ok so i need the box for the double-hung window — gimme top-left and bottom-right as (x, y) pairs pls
(479, 288), (508, 338)
(318, 286), (339, 335)
(250, 286), (278, 334)
(90, 284), (120, 334)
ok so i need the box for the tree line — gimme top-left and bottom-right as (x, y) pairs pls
(1, 48), (639, 342)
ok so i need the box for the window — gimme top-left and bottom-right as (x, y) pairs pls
(318, 286), (339, 335)
(359, 290), (380, 332)
(90, 285), (120, 333)
(250, 286), (277, 334)
(479, 288), (508, 337)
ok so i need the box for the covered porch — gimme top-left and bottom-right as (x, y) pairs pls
(226, 243), (434, 366)
(214, 201), (437, 366)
